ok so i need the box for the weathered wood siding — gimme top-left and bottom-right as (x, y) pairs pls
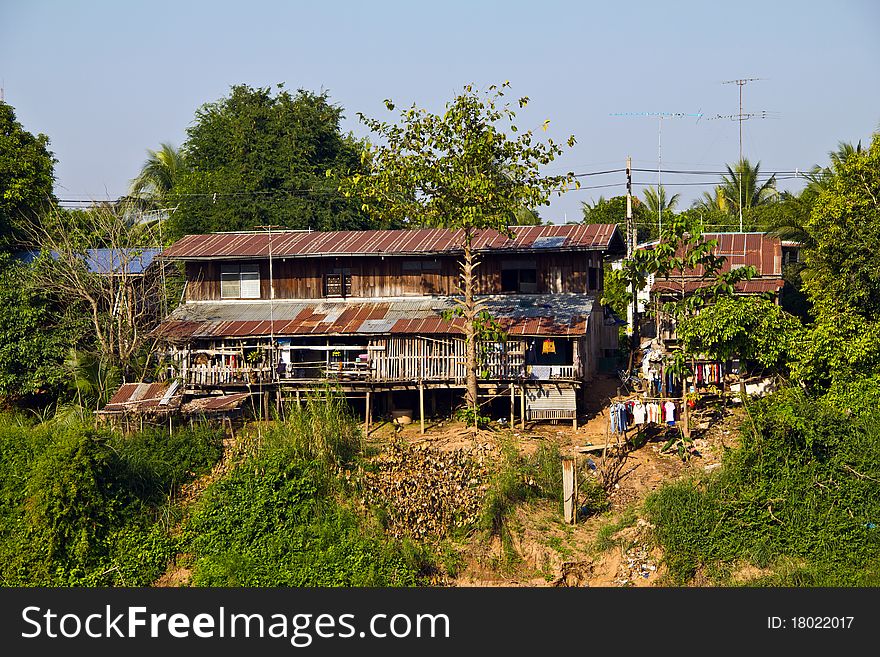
(184, 253), (606, 301)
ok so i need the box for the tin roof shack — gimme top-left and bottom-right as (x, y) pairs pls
(637, 232), (784, 345)
(145, 224), (625, 430)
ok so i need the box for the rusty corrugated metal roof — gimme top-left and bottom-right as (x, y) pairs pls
(153, 294), (596, 339)
(640, 232), (782, 278)
(101, 382), (181, 413)
(161, 224), (623, 260)
(652, 278), (784, 294)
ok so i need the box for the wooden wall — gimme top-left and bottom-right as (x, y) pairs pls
(185, 252), (606, 301)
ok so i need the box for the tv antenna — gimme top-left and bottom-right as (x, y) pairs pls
(710, 78), (778, 231)
(610, 111), (703, 235)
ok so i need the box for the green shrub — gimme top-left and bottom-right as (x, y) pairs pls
(185, 449), (423, 586)
(0, 415), (223, 586)
(645, 388), (880, 585)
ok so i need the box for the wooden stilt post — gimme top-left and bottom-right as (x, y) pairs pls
(510, 384), (515, 427)
(419, 380), (425, 435)
(520, 385), (526, 430)
(365, 389), (371, 436)
(562, 457), (577, 524)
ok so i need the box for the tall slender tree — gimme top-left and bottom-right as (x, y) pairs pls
(342, 82), (578, 422)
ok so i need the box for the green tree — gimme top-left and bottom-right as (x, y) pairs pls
(792, 132), (880, 398)
(0, 254), (81, 404)
(677, 295), (801, 380)
(716, 158), (778, 220)
(128, 142), (187, 208)
(0, 101), (57, 248)
(804, 140), (863, 195)
(581, 195), (654, 241)
(168, 85), (371, 237)
(343, 82), (578, 418)
(642, 185), (680, 215)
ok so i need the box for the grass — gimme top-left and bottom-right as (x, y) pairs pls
(591, 507), (639, 554)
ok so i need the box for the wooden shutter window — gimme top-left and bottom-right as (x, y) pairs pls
(239, 264), (260, 299)
(220, 265), (241, 299)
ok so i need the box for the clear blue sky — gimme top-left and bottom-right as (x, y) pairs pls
(2, 0), (878, 224)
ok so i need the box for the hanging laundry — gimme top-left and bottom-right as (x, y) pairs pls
(542, 339), (556, 354)
(664, 400), (676, 426)
(632, 400), (646, 425)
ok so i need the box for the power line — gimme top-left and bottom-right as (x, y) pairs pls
(54, 165), (812, 206)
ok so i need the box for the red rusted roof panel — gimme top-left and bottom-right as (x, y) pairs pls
(103, 382), (179, 412)
(652, 277), (784, 294)
(162, 224), (621, 259)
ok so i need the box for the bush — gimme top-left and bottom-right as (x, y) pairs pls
(266, 389), (361, 472)
(645, 388), (880, 585)
(185, 448), (423, 586)
(0, 415), (223, 586)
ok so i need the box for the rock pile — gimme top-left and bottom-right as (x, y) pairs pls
(359, 440), (493, 539)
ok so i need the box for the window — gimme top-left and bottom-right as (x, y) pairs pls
(323, 272), (352, 297)
(501, 260), (538, 293)
(221, 264), (261, 299)
(402, 259), (441, 273)
(588, 267), (598, 290)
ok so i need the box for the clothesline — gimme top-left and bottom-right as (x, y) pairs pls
(609, 398), (679, 434)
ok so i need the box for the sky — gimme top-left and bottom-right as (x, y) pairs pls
(2, 0), (879, 225)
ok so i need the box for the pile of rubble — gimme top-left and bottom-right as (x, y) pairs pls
(614, 542), (657, 585)
(359, 440), (493, 539)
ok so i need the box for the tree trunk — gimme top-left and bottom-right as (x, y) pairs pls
(463, 234), (479, 424)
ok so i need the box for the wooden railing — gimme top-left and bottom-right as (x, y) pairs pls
(180, 338), (578, 385)
(186, 364), (275, 386)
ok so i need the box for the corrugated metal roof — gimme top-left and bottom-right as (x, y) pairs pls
(153, 294), (596, 339)
(652, 278), (785, 294)
(17, 248), (162, 274)
(101, 382), (181, 413)
(639, 232), (782, 278)
(161, 224), (623, 260)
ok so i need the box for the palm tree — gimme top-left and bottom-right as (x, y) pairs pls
(642, 185), (680, 216)
(758, 191), (815, 248)
(128, 143), (187, 205)
(804, 140), (863, 195)
(717, 158), (778, 215)
(696, 187), (729, 213)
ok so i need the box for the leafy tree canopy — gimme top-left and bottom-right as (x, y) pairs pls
(0, 101), (57, 248)
(788, 133), (880, 397)
(0, 254), (83, 403)
(581, 195), (656, 242)
(342, 81), (578, 415)
(167, 85), (371, 238)
(801, 133), (880, 322)
(344, 81), (578, 231)
(677, 295), (801, 374)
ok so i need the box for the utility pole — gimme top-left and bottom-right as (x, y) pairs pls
(626, 156), (640, 372)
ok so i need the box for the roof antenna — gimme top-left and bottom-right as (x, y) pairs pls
(710, 78), (779, 232)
